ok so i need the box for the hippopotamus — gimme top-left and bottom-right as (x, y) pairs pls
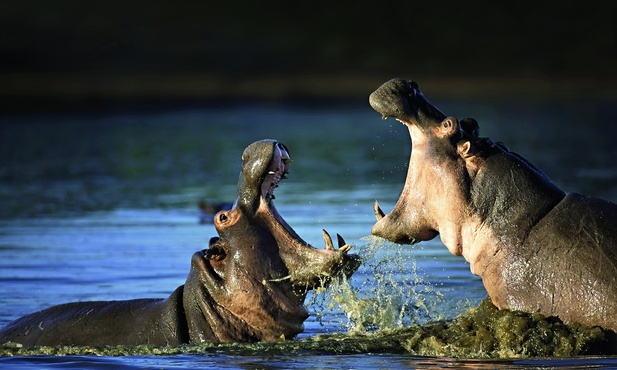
(369, 78), (617, 332)
(0, 139), (360, 347)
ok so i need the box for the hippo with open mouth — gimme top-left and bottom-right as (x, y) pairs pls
(0, 139), (360, 346)
(369, 78), (617, 332)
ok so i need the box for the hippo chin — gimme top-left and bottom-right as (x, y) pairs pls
(0, 139), (360, 347)
(369, 78), (617, 332)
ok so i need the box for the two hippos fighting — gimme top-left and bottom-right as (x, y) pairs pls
(1, 77), (616, 347)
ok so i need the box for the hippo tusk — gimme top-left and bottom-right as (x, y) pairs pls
(337, 234), (352, 253)
(323, 230), (353, 253)
(373, 200), (385, 220)
(323, 229), (335, 250)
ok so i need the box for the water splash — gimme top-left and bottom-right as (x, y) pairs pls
(308, 236), (443, 334)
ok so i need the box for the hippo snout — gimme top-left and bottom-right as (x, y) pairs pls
(371, 201), (438, 245)
(369, 78), (418, 121)
(372, 217), (437, 245)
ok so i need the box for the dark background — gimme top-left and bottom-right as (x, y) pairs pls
(1, 1), (616, 113)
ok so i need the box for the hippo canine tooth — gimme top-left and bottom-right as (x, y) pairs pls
(336, 234), (352, 253)
(322, 229), (335, 250)
(323, 230), (353, 253)
(339, 244), (352, 253)
(373, 200), (385, 220)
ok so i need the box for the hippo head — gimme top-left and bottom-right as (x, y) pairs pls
(183, 139), (361, 343)
(369, 78), (488, 253)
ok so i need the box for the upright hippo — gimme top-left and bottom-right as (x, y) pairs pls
(369, 78), (617, 332)
(0, 139), (360, 347)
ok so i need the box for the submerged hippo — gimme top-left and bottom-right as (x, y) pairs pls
(369, 78), (617, 332)
(0, 139), (360, 347)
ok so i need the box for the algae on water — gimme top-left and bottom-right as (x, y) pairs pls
(398, 297), (615, 358)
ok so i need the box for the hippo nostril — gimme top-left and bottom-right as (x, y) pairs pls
(219, 213), (228, 223)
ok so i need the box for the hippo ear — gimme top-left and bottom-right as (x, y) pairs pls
(457, 141), (473, 158)
(436, 117), (458, 139)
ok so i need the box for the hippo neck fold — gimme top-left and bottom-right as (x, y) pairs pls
(461, 144), (566, 275)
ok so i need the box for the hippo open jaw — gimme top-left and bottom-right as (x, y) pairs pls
(199, 150), (290, 278)
(368, 78), (451, 245)
(199, 139), (360, 290)
(199, 147), (291, 280)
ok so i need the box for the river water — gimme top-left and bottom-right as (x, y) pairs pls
(1, 99), (616, 368)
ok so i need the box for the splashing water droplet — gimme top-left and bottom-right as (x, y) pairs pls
(308, 235), (443, 334)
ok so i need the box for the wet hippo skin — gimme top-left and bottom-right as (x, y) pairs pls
(369, 78), (617, 332)
(0, 139), (360, 346)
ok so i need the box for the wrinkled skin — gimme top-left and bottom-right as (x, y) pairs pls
(370, 78), (617, 332)
(0, 139), (360, 347)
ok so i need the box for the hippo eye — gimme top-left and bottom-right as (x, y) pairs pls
(219, 213), (228, 223)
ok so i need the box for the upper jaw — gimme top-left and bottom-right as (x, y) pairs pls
(369, 78), (447, 127)
(369, 78), (418, 121)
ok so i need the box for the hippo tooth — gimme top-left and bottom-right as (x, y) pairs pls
(268, 171), (276, 175)
(373, 200), (385, 220)
(336, 234), (346, 248)
(322, 229), (335, 250)
(336, 234), (352, 253)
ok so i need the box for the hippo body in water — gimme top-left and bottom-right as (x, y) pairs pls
(369, 78), (617, 332)
(0, 139), (360, 347)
